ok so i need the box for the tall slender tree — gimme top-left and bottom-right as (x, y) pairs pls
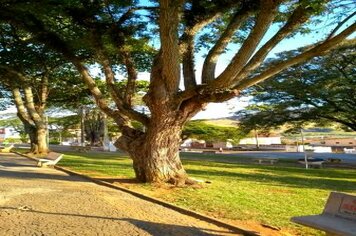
(1, 0), (355, 183)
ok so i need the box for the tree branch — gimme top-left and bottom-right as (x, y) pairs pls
(157, 0), (183, 94)
(210, 0), (278, 89)
(90, 31), (149, 126)
(234, 24), (356, 91)
(39, 73), (49, 112)
(201, 9), (251, 84)
(11, 87), (34, 126)
(182, 34), (197, 90)
(123, 51), (138, 107)
(234, 5), (312, 82)
(325, 11), (356, 41)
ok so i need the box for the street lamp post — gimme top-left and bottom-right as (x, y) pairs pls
(80, 106), (85, 147)
(45, 115), (49, 147)
(102, 113), (109, 151)
(301, 128), (308, 169)
(142, 107), (146, 132)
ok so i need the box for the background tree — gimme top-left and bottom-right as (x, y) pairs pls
(182, 120), (244, 144)
(1, 0), (355, 183)
(0, 117), (28, 143)
(83, 108), (105, 146)
(237, 44), (356, 132)
(0, 24), (87, 153)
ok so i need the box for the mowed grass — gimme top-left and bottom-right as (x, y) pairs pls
(58, 151), (356, 235)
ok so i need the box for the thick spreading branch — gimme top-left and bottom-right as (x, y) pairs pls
(11, 87), (34, 126)
(235, 24), (356, 91)
(201, 9), (251, 84)
(123, 51), (138, 107)
(158, 0), (183, 94)
(39, 74), (49, 112)
(2, 68), (43, 125)
(182, 34), (197, 90)
(22, 85), (44, 127)
(180, 2), (237, 89)
(326, 11), (356, 41)
(211, 0), (278, 89)
(89, 30), (125, 108)
(234, 5), (312, 82)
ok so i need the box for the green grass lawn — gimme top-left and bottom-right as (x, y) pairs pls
(57, 151), (356, 235)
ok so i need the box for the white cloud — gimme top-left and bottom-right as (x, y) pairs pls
(193, 97), (248, 120)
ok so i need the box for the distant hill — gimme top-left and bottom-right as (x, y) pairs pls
(195, 117), (356, 140)
(197, 117), (239, 127)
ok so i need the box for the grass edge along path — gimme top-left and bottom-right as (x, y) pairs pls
(56, 151), (356, 235)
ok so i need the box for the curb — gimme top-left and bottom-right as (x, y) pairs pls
(16, 152), (260, 236)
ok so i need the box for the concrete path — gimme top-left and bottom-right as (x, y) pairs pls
(0, 153), (239, 236)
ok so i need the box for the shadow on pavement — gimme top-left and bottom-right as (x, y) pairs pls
(0, 153), (88, 182)
(0, 168), (89, 182)
(0, 207), (242, 236)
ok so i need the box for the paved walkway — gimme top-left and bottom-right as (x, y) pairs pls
(0, 153), (239, 236)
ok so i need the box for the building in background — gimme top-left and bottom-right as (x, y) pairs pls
(239, 136), (281, 145)
(0, 127), (21, 142)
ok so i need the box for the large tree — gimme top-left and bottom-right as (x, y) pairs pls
(237, 44), (356, 132)
(1, 0), (355, 183)
(0, 24), (86, 153)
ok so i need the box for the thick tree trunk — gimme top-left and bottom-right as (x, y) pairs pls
(137, 124), (186, 184)
(27, 125), (48, 154)
(27, 125), (38, 153)
(116, 117), (191, 185)
(36, 127), (48, 154)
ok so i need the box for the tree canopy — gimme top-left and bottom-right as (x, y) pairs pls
(237, 44), (356, 132)
(182, 120), (243, 144)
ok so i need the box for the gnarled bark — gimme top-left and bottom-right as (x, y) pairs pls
(114, 110), (189, 184)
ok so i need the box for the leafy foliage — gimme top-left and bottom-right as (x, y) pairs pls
(237, 44), (356, 131)
(0, 117), (28, 142)
(182, 120), (244, 143)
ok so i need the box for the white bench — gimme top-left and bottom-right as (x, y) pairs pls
(291, 192), (356, 236)
(298, 159), (325, 168)
(253, 158), (279, 165)
(37, 152), (64, 167)
(0, 144), (14, 153)
(202, 150), (217, 154)
(71, 145), (91, 152)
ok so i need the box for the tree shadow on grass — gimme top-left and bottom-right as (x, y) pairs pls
(60, 159), (133, 168)
(184, 160), (356, 180)
(0, 207), (246, 236)
(61, 151), (129, 160)
(256, 165), (356, 180)
(187, 168), (356, 192)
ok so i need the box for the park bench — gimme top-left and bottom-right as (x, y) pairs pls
(253, 158), (279, 165)
(71, 146), (91, 152)
(291, 191), (356, 236)
(202, 150), (216, 154)
(37, 152), (64, 167)
(0, 144), (14, 153)
(298, 158), (325, 168)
